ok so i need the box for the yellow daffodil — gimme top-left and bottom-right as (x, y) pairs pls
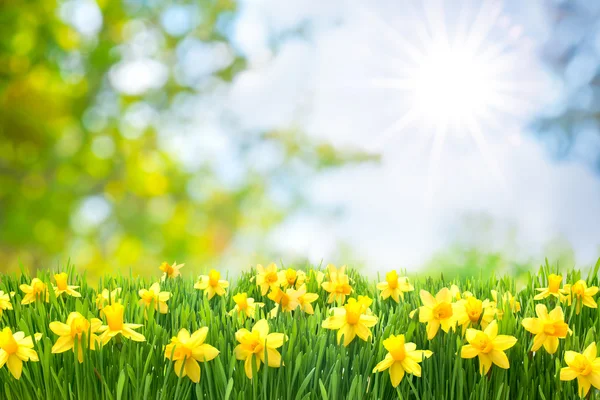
(164, 327), (219, 383)
(534, 274), (568, 301)
(415, 288), (456, 339)
(0, 291), (13, 317)
(53, 272), (81, 298)
(522, 304), (571, 354)
(357, 295), (375, 312)
(310, 270), (325, 286)
(491, 290), (521, 319)
(372, 334), (433, 387)
(49, 312), (102, 363)
(194, 270), (229, 299)
(138, 282), (171, 314)
(321, 264), (353, 304)
(563, 280), (598, 314)
(96, 288), (121, 311)
(0, 327), (42, 379)
(322, 297), (378, 346)
(160, 261), (184, 280)
(296, 284), (319, 314)
(278, 268), (306, 289)
(255, 263), (280, 296)
(450, 284), (473, 301)
(98, 303), (145, 343)
(453, 296), (497, 332)
(376, 271), (414, 303)
(234, 319), (287, 379)
(268, 287), (301, 313)
(20, 278), (49, 304)
(229, 293), (264, 319)
(460, 320), (517, 375)
(560, 342), (600, 397)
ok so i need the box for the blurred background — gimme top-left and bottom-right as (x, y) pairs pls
(1, 0), (600, 280)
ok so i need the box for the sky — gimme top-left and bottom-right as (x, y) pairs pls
(91, 0), (600, 273)
(217, 0), (600, 271)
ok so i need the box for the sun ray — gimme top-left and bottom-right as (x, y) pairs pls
(425, 121), (448, 208)
(358, 3), (426, 65)
(368, 107), (422, 152)
(463, 114), (507, 189)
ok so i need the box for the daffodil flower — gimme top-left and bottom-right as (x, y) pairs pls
(98, 303), (145, 343)
(234, 319), (287, 379)
(277, 268), (306, 290)
(534, 274), (568, 301)
(268, 287), (301, 315)
(321, 264), (353, 304)
(229, 293), (264, 319)
(310, 270), (325, 286)
(296, 284), (319, 314)
(194, 270), (229, 299)
(373, 334), (432, 387)
(491, 290), (521, 319)
(0, 291), (13, 317)
(453, 296), (497, 332)
(160, 261), (184, 280)
(563, 280), (598, 314)
(138, 282), (171, 314)
(20, 278), (49, 305)
(255, 263), (280, 296)
(96, 288), (122, 311)
(560, 342), (600, 397)
(522, 304), (571, 354)
(49, 312), (102, 363)
(376, 271), (414, 303)
(165, 327), (219, 383)
(461, 320), (517, 375)
(0, 327), (42, 379)
(322, 297), (378, 346)
(415, 288), (456, 340)
(450, 284), (473, 301)
(53, 272), (81, 298)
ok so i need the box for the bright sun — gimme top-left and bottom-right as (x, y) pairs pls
(414, 44), (491, 123)
(360, 0), (542, 203)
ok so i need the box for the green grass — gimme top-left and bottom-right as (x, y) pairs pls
(1, 259), (599, 399)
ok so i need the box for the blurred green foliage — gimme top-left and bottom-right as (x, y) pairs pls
(0, 0), (374, 278)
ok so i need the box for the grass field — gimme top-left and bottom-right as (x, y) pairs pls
(0, 260), (599, 399)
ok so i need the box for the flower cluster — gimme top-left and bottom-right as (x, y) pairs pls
(1, 265), (599, 398)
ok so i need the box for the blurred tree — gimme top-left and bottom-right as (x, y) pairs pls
(533, 1), (600, 171)
(0, 0), (374, 278)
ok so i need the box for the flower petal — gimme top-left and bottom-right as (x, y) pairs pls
(185, 358), (201, 383)
(490, 349), (509, 369)
(420, 290), (436, 308)
(461, 345), (478, 359)
(265, 348), (282, 368)
(49, 322), (71, 336)
(373, 354), (394, 373)
(389, 362), (405, 387)
(492, 335), (517, 351)
(584, 343), (598, 361)
(192, 344), (219, 362)
(522, 318), (542, 334)
(51, 336), (74, 354)
(560, 367), (578, 381)
(543, 336), (559, 354)
(252, 320), (270, 338)
(265, 333), (286, 349)
(7, 355), (23, 379)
